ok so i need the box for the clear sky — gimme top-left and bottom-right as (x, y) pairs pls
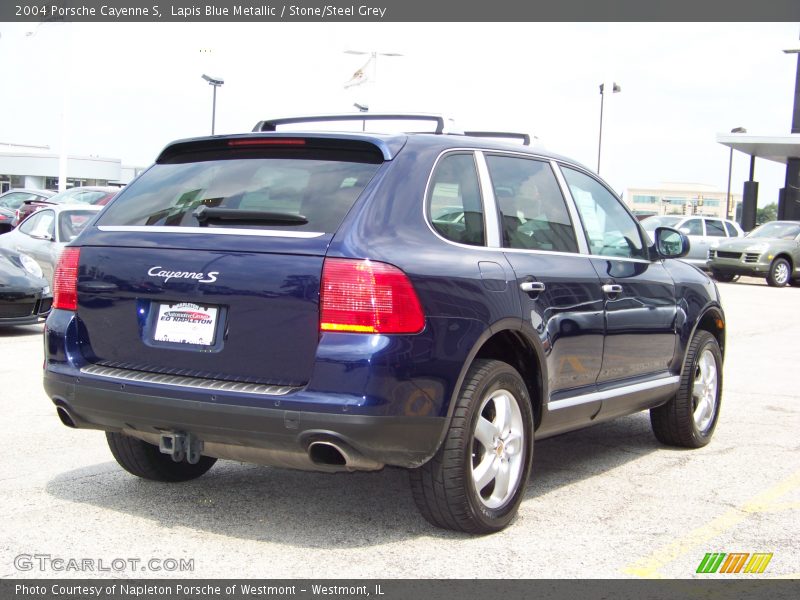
(0, 21), (797, 206)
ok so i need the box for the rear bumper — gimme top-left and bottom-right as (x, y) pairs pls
(45, 369), (445, 469)
(42, 308), (484, 470)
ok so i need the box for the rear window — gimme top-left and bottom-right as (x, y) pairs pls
(98, 158), (381, 233)
(52, 188), (111, 205)
(59, 210), (98, 242)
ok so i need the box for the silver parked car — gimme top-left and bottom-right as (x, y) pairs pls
(0, 204), (102, 283)
(708, 220), (800, 287)
(642, 215), (744, 269)
(0, 188), (56, 233)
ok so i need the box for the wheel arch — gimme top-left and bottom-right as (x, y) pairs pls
(687, 305), (726, 365)
(772, 252), (794, 271)
(446, 320), (546, 432)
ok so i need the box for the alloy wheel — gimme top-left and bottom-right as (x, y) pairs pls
(471, 388), (525, 509)
(692, 349), (718, 433)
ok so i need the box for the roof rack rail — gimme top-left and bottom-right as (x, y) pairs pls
(253, 113), (449, 134)
(462, 131), (531, 146)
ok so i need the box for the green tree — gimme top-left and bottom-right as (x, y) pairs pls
(756, 203), (777, 225)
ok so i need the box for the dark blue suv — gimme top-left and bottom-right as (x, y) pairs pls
(44, 114), (725, 533)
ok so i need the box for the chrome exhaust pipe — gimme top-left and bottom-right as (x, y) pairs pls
(308, 440), (383, 471)
(56, 406), (77, 428)
(308, 441), (347, 466)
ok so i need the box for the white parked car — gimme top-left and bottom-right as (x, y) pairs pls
(641, 215), (744, 269)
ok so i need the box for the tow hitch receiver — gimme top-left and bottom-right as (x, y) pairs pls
(159, 432), (204, 464)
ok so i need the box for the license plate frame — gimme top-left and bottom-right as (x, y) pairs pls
(153, 302), (219, 347)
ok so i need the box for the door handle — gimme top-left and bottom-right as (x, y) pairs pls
(520, 281), (546, 293)
(603, 284), (623, 295)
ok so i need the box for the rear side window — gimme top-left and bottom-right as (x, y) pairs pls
(724, 221), (739, 237)
(485, 155), (577, 253)
(427, 153), (485, 246)
(704, 219), (726, 237)
(98, 158), (381, 233)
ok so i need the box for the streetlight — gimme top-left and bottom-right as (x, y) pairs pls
(597, 82), (621, 174)
(725, 126), (747, 219)
(201, 74), (224, 135)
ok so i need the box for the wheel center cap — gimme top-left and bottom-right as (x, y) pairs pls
(495, 441), (505, 457)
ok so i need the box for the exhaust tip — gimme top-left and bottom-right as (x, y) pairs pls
(56, 406), (76, 428)
(308, 441), (347, 466)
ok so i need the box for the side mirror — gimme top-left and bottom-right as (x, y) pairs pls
(654, 226), (689, 259)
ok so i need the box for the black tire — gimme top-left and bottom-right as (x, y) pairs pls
(106, 432), (217, 482)
(650, 330), (722, 448)
(711, 270), (736, 283)
(767, 258), (791, 287)
(409, 359), (534, 534)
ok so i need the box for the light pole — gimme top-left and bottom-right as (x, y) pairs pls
(782, 46), (800, 221)
(201, 74), (224, 135)
(597, 82), (621, 174)
(725, 126), (747, 219)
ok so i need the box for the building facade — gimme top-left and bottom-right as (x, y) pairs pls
(0, 142), (144, 192)
(624, 183), (742, 220)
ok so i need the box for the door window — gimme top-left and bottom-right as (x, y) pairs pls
(704, 219), (726, 237)
(19, 210), (55, 239)
(681, 219), (703, 236)
(485, 155), (578, 253)
(560, 167), (646, 259)
(427, 153), (485, 246)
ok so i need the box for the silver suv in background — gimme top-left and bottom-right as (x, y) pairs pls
(641, 215), (744, 270)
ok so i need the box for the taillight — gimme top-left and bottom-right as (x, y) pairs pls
(228, 138), (306, 147)
(53, 247), (81, 310)
(320, 258), (425, 334)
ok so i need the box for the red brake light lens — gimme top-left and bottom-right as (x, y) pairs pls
(53, 247), (81, 311)
(227, 138), (306, 147)
(320, 258), (425, 334)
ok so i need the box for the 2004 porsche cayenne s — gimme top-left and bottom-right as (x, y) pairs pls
(44, 114), (725, 533)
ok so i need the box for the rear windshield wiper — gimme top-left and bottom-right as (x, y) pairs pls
(193, 205), (308, 226)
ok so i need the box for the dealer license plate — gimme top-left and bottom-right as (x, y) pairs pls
(154, 302), (219, 346)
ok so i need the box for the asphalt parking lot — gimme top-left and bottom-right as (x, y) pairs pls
(1, 277), (798, 580)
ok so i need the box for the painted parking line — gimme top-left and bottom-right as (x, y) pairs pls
(623, 468), (800, 578)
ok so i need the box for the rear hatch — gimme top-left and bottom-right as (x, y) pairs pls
(74, 136), (386, 386)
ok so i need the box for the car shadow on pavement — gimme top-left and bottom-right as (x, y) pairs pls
(0, 324), (43, 337)
(526, 412), (664, 500)
(45, 413), (666, 546)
